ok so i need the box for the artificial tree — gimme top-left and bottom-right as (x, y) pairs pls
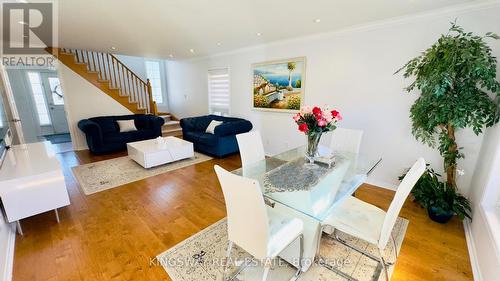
(397, 22), (499, 188)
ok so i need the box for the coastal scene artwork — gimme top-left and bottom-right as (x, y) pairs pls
(252, 57), (305, 112)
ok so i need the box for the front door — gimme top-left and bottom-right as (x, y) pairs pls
(41, 73), (69, 134)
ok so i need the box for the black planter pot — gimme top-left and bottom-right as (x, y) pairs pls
(427, 206), (454, 224)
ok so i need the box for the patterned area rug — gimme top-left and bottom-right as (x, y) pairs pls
(157, 217), (408, 281)
(72, 152), (212, 195)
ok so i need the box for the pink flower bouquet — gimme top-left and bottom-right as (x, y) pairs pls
(293, 105), (342, 163)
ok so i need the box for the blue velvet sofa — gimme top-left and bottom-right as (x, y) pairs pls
(180, 115), (252, 157)
(78, 114), (164, 155)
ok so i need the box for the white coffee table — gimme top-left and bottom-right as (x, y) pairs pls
(127, 137), (194, 168)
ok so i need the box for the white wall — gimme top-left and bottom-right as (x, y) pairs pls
(166, 3), (500, 193)
(57, 63), (133, 150)
(467, 122), (500, 280)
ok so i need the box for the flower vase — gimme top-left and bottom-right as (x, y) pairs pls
(306, 133), (322, 164)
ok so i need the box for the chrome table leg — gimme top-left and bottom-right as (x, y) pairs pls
(16, 221), (23, 236)
(55, 208), (60, 223)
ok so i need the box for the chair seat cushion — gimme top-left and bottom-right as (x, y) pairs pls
(322, 196), (386, 245)
(267, 208), (303, 258)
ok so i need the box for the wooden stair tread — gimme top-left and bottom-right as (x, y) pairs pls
(45, 47), (171, 116)
(163, 120), (180, 126)
(162, 127), (182, 133)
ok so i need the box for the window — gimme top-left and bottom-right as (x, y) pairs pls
(208, 68), (230, 115)
(48, 77), (64, 105)
(145, 60), (163, 103)
(27, 72), (51, 125)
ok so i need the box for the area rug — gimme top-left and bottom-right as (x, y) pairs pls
(156, 217), (408, 281)
(72, 152), (212, 195)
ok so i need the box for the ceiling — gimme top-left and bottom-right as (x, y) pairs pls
(57, 0), (476, 59)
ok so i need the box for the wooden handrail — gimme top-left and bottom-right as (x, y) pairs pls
(49, 47), (158, 114)
(80, 49), (151, 113)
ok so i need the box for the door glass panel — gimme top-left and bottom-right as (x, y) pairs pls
(27, 72), (51, 125)
(48, 77), (64, 105)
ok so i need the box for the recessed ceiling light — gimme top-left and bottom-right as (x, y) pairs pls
(256, 32), (262, 36)
(217, 42), (222, 46)
(189, 49), (195, 53)
(110, 46), (116, 50)
(314, 19), (321, 23)
(169, 54), (174, 58)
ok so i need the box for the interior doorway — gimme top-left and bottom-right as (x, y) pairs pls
(5, 68), (72, 152)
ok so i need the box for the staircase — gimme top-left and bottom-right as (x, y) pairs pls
(159, 114), (183, 138)
(46, 47), (158, 115)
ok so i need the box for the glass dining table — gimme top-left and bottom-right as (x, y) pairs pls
(231, 145), (382, 272)
(232, 145), (381, 221)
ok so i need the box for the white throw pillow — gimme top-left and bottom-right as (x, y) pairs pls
(205, 120), (223, 134)
(117, 119), (137, 132)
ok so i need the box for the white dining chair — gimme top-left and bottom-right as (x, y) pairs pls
(214, 165), (304, 281)
(236, 131), (266, 167)
(318, 158), (426, 281)
(330, 127), (364, 154)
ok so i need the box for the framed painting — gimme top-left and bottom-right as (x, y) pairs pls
(252, 57), (306, 112)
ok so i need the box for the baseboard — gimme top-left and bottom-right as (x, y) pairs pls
(1, 223), (16, 281)
(463, 219), (482, 281)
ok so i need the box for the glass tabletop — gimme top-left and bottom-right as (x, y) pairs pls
(232, 146), (382, 221)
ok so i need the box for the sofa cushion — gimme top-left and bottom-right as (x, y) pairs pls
(117, 119), (137, 132)
(103, 130), (156, 144)
(205, 120), (223, 134)
(127, 130), (156, 142)
(133, 115), (151, 130)
(184, 131), (201, 143)
(94, 118), (118, 134)
(198, 133), (218, 146)
(103, 132), (130, 144)
(194, 117), (213, 132)
(184, 131), (218, 146)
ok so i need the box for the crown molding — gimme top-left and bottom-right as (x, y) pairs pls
(183, 1), (500, 62)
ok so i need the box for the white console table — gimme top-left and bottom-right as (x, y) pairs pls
(0, 142), (70, 235)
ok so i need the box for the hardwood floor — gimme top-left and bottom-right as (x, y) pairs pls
(12, 149), (473, 281)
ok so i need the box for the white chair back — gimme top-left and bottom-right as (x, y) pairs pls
(236, 131), (266, 166)
(214, 165), (269, 259)
(378, 158), (426, 248)
(330, 128), (364, 154)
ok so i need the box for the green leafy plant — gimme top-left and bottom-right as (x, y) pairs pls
(396, 22), (500, 188)
(399, 165), (471, 220)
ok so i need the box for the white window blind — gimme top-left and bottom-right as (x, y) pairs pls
(145, 60), (163, 103)
(27, 72), (51, 125)
(208, 68), (230, 115)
